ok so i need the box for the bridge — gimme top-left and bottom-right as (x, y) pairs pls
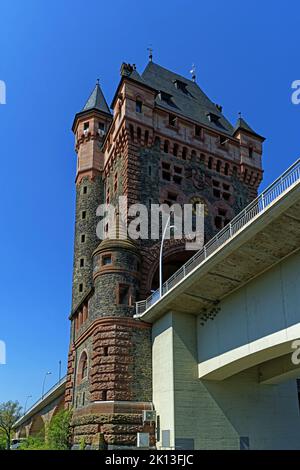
(136, 158), (300, 450)
(13, 377), (66, 439)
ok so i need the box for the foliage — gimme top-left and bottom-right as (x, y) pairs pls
(0, 401), (22, 450)
(0, 430), (7, 450)
(47, 409), (72, 450)
(18, 409), (72, 450)
(19, 434), (48, 450)
(79, 436), (85, 450)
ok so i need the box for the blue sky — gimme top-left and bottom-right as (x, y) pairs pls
(0, 0), (299, 409)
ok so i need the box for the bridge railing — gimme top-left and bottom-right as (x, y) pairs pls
(15, 375), (67, 425)
(136, 158), (300, 316)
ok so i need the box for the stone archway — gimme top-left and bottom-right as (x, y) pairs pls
(29, 415), (45, 438)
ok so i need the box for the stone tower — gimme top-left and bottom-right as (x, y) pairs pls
(65, 61), (264, 447)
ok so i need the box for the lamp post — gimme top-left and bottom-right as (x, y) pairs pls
(23, 395), (32, 415)
(159, 215), (175, 298)
(42, 371), (52, 399)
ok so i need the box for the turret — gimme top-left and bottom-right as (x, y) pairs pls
(70, 82), (112, 311)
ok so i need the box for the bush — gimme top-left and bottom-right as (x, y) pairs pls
(47, 409), (72, 450)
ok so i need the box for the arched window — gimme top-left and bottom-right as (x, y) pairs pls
(208, 157), (213, 169)
(144, 130), (149, 146)
(173, 143), (178, 157)
(129, 124), (134, 141)
(78, 351), (88, 381)
(224, 163), (229, 175)
(216, 160), (221, 172)
(164, 140), (169, 153)
(182, 147), (187, 160)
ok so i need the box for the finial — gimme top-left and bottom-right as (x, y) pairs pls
(238, 111), (242, 119)
(96, 78), (100, 86)
(190, 64), (196, 82)
(147, 45), (153, 62)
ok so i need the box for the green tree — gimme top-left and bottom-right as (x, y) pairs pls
(0, 401), (22, 450)
(47, 409), (72, 450)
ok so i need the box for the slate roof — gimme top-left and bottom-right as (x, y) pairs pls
(82, 82), (111, 115)
(233, 117), (265, 140)
(141, 62), (234, 136)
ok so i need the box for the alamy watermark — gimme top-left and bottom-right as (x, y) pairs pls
(291, 340), (300, 365)
(0, 80), (6, 105)
(0, 340), (6, 364)
(291, 80), (300, 105)
(96, 196), (205, 251)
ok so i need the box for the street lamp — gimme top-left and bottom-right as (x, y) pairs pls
(23, 395), (32, 415)
(42, 371), (52, 399)
(159, 215), (175, 298)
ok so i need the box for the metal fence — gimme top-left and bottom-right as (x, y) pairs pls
(15, 375), (67, 425)
(136, 158), (300, 315)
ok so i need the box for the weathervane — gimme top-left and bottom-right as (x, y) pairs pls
(147, 45), (153, 62)
(190, 64), (196, 82)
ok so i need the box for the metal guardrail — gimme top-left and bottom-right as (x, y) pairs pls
(136, 158), (300, 316)
(14, 375), (67, 426)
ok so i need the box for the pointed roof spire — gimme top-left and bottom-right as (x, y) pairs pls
(82, 80), (111, 115)
(233, 114), (265, 141)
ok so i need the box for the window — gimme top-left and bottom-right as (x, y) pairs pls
(79, 352), (88, 380)
(145, 130), (149, 146)
(102, 254), (112, 266)
(98, 122), (105, 131)
(191, 150), (197, 162)
(82, 211), (86, 220)
(136, 100), (142, 113)
(213, 189), (221, 198)
(174, 79), (188, 93)
(216, 160), (221, 172)
(173, 166), (182, 185)
(82, 392), (85, 406)
(249, 146), (253, 158)
(224, 163), (229, 176)
(148, 165), (152, 177)
(168, 114), (177, 127)
(167, 191), (177, 203)
(83, 186), (88, 195)
(159, 91), (173, 104)
(220, 135), (228, 146)
(195, 125), (202, 137)
(81, 234), (85, 243)
(208, 157), (213, 170)
(173, 143), (178, 157)
(114, 173), (118, 193)
(162, 162), (171, 181)
(182, 147), (187, 160)
(103, 346), (108, 356)
(83, 122), (89, 131)
(215, 208), (230, 230)
(137, 127), (142, 141)
(118, 284), (130, 305)
(164, 140), (169, 153)
(79, 283), (83, 293)
(129, 124), (134, 141)
(80, 258), (85, 268)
